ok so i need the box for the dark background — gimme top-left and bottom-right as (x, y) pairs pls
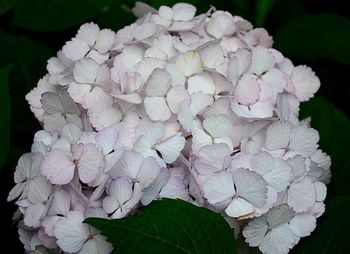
(0, 0), (349, 253)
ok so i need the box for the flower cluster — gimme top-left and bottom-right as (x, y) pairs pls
(8, 2), (330, 254)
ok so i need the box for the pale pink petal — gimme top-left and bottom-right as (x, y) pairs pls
(144, 97), (172, 121)
(62, 38), (90, 61)
(40, 149), (75, 185)
(77, 143), (104, 184)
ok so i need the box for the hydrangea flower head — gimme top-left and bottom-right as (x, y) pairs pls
(9, 2), (330, 254)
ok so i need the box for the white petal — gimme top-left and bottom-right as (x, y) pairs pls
(61, 123), (82, 144)
(109, 177), (133, 204)
(24, 203), (46, 228)
(192, 129), (212, 153)
(159, 176), (189, 201)
(203, 114), (233, 138)
(96, 127), (119, 155)
(206, 11), (236, 39)
(136, 117), (165, 145)
(189, 92), (213, 115)
(62, 38), (89, 61)
(144, 97), (171, 121)
(78, 144), (104, 183)
(233, 168), (268, 207)
(249, 46), (275, 75)
(40, 149), (75, 185)
(28, 176), (52, 204)
(172, 3), (196, 21)
(41, 92), (64, 114)
(315, 181), (327, 202)
(203, 171), (235, 204)
(243, 217), (268, 247)
(95, 29), (115, 53)
(287, 177), (316, 212)
(259, 224), (294, 254)
(289, 213), (316, 237)
(7, 182), (26, 201)
(266, 204), (295, 228)
(289, 125), (319, 157)
(76, 22), (100, 46)
(73, 58), (99, 84)
(166, 85), (190, 113)
(137, 157), (161, 187)
(155, 133), (185, 163)
(194, 143), (231, 174)
(54, 211), (90, 253)
(68, 82), (91, 105)
(265, 121), (293, 151)
(145, 68), (171, 96)
(225, 198), (254, 218)
(132, 23), (157, 41)
(48, 189), (70, 216)
(79, 234), (113, 254)
(141, 168), (170, 205)
(111, 150), (143, 179)
(176, 51), (203, 77)
(187, 72), (215, 95)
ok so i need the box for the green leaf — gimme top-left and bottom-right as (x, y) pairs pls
(254, 0), (277, 27)
(0, 0), (16, 16)
(0, 30), (54, 139)
(300, 97), (350, 196)
(85, 199), (237, 254)
(292, 196), (350, 253)
(274, 14), (350, 65)
(12, 0), (115, 31)
(0, 65), (12, 169)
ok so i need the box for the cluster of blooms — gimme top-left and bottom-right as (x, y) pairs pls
(8, 2), (331, 254)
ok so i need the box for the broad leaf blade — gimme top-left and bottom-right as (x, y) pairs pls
(85, 199), (237, 254)
(12, 0), (114, 31)
(274, 14), (350, 65)
(300, 97), (350, 196)
(0, 0), (17, 16)
(292, 196), (350, 253)
(0, 65), (12, 169)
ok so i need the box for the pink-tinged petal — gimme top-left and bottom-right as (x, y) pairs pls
(95, 29), (115, 53)
(203, 171), (235, 204)
(172, 3), (196, 21)
(144, 97), (171, 121)
(85, 87), (113, 113)
(262, 68), (286, 95)
(160, 176), (189, 200)
(78, 143), (104, 184)
(54, 211), (90, 253)
(120, 45), (145, 70)
(41, 149), (75, 185)
(76, 22), (100, 46)
(244, 28), (273, 48)
(61, 123), (82, 144)
(291, 65), (320, 101)
(42, 216), (61, 237)
(62, 38), (90, 61)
